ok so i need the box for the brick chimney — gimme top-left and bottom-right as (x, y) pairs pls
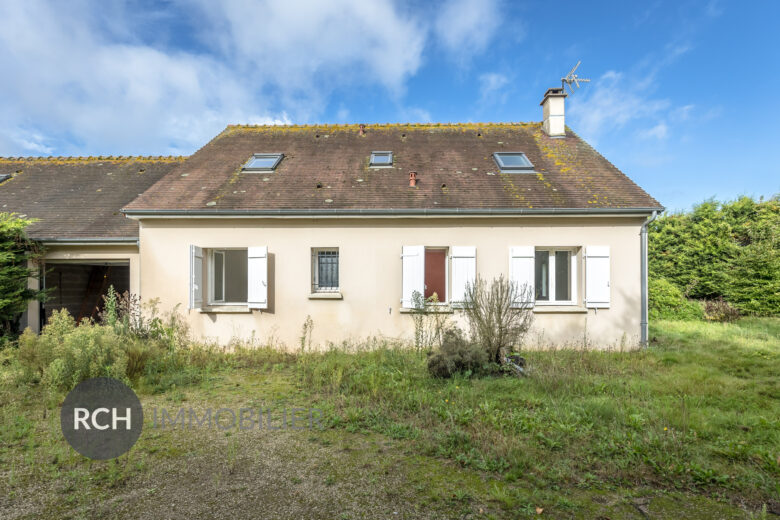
(540, 87), (567, 137)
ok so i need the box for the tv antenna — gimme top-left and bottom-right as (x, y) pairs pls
(561, 61), (590, 94)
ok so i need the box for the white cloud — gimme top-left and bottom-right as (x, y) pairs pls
(0, 0), (428, 156)
(638, 122), (668, 140)
(434, 0), (502, 63)
(478, 72), (509, 105)
(399, 107), (432, 123)
(188, 0), (426, 96)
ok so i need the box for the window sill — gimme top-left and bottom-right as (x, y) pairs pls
(308, 292), (343, 300)
(532, 305), (587, 314)
(199, 305), (252, 314)
(400, 306), (454, 314)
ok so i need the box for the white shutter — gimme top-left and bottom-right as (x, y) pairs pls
(247, 246), (268, 310)
(585, 246), (610, 308)
(189, 245), (203, 309)
(451, 246), (476, 305)
(509, 246), (535, 306)
(401, 245), (424, 308)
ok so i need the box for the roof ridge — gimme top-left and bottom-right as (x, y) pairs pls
(0, 155), (187, 163)
(225, 122), (540, 131)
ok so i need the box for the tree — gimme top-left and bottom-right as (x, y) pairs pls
(0, 213), (47, 336)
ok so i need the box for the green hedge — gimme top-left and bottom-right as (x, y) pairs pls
(650, 196), (779, 316)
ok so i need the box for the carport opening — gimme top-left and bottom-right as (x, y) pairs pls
(43, 262), (130, 324)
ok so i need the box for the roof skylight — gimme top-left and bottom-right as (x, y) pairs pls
(369, 151), (393, 167)
(243, 153), (283, 172)
(493, 152), (534, 173)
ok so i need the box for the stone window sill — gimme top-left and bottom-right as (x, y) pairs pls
(308, 292), (343, 300)
(399, 307), (454, 314)
(532, 306), (587, 314)
(199, 305), (252, 314)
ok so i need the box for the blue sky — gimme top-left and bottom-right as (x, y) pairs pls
(0, 0), (777, 211)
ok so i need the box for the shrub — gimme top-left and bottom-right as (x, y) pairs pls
(649, 278), (704, 321)
(17, 309), (74, 381)
(463, 275), (534, 364)
(427, 327), (489, 378)
(100, 290), (189, 349)
(44, 323), (128, 391)
(703, 297), (740, 323)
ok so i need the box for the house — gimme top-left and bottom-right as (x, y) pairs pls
(0, 156), (181, 327)
(2, 88), (662, 347)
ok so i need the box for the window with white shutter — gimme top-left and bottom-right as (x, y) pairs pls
(190, 245), (203, 309)
(509, 246), (535, 306)
(585, 246), (610, 308)
(450, 246), (476, 305)
(401, 245), (425, 308)
(208, 249), (248, 304)
(534, 248), (578, 305)
(247, 246), (268, 309)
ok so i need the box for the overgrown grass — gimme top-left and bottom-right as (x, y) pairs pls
(298, 318), (780, 508)
(0, 318), (777, 518)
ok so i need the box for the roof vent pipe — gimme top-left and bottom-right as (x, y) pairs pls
(540, 87), (567, 137)
(409, 171), (417, 187)
(358, 124), (366, 136)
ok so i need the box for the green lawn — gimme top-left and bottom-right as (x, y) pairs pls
(1, 318), (778, 518)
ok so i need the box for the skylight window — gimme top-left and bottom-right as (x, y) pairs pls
(243, 153), (283, 172)
(369, 151), (393, 167)
(493, 152), (534, 173)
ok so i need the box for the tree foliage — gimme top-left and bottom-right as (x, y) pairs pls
(0, 213), (46, 336)
(649, 196), (779, 316)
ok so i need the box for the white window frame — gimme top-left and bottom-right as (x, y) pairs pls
(208, 248), (248, 306)
(493, 152), (535, 173)
(242, 153), (283, 172)
(534, 247), (578, 306)
(369, 151), (393, 168)
(311, 248), (340, 293)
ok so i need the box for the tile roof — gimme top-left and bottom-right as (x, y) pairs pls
(124, 123), (662, 215)
(0, 156), (183, 240)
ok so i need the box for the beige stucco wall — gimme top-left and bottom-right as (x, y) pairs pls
(24, 244), (139, 333)
(137, 217), (645, 349)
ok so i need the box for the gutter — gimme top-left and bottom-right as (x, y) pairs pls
(36, 237), (139, 246)
(122, 207), (664, 219)
(640, 210), (659, 347)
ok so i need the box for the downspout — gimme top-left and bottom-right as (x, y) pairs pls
(640, 210), (659, 347)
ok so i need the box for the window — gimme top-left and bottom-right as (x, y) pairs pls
(424, 248), (447, 303)
(312, 248), (339, 292)
(402, 245), (476, 308)
(369, 151), (393, 167)
(534, 248), (577, 304)
(493, 152), (534, 173)
(242, 153), (283, 172)
(209, 249), (248, 304)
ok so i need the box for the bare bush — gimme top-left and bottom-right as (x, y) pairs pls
(410, 291), (450, 353)
(463, 275), (534, 364)
(703, 297), (740, 322)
